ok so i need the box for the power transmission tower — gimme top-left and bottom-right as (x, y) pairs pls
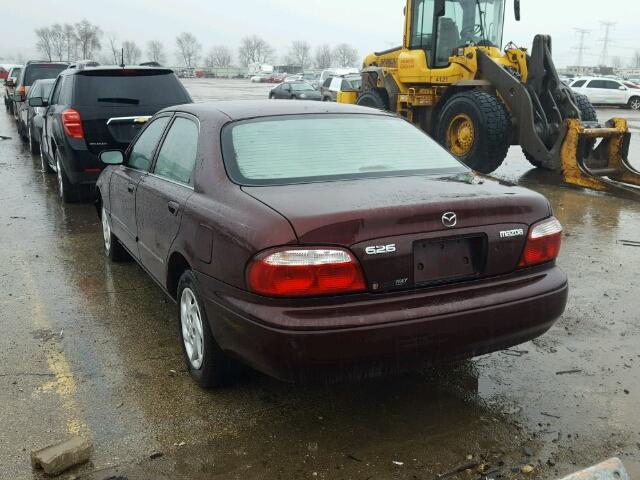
(573, 28), (590, 66)
(598, 22), (616, 66)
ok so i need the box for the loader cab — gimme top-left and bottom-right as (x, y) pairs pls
(406, 0), (507, 67)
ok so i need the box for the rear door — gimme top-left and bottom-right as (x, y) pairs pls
(109, 115), (172, 258)
(135, 115), (199, 283)
(585, 79), (607, 103)
(72, 70), (191, 154)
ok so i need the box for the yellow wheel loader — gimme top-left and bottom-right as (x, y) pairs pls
(337, 0), (640, 194)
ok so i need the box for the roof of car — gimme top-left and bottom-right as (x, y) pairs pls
(166, 100), (392, 121)
(60, 66), (173, 76)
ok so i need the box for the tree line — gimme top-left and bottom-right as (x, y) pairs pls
(34, 20), (360, 69)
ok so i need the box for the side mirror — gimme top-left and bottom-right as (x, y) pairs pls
(12, 93), (24, 102)
(5, 79), (14, 87)
(619, 86), (627, 91)
(514, 0), (521, 21)
(29, 97), (46, 107)
(100, 150), (124, 165)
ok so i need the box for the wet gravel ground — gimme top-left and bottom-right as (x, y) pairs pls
(1, 79), (639, 480)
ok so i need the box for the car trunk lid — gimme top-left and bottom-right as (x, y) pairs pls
(242, 174), (551, 293)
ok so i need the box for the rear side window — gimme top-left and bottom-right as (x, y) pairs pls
(74, 71), (190, 106)
(24, 64), (67, 86)
(154, 118), (199, 185)
(222, 114), (466, 185)
(572, 80), (586, 88)
(127, 117), (171, 171)
(588, 80), (605, 89)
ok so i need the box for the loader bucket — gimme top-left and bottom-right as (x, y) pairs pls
(561, 118), (640, 194)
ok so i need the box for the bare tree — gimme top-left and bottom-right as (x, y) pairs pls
(75, 19), (102, 60)
(50, 24), (66, 61)
(205, 45), (233, 68)
(314, 44), (333, 69)
(35, 27), (53, 61)
(631, 51), (640, 69)
(106, 33), (120, 65)
(288, 41), (311, 69)
(238, 35), (273, 65)
(147, 40), (166, 64)
(333, 43), (359, 68)
(63, 24), (77, 61)
(176, 32), (202, 68)
(122, 41), (142, 65)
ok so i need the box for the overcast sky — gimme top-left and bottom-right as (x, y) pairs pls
(1, 0), (639, 68)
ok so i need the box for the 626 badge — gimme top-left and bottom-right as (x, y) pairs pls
(365, 244), (397, 255)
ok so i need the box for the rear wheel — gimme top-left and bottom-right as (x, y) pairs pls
(177, 270), (238, 388)
(28, 125), (40, 155)
(356, 89), (389, 111)
(101, 205), (130, 262)
(56, 153), (80, 203)
(628, 96), (640, 111)
(436, 90), (510, 174)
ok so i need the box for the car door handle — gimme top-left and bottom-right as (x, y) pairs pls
(167, 201), (180, 216)
(127, 183), (135, 193)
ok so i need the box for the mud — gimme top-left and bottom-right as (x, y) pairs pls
(0, 79), (639, 479)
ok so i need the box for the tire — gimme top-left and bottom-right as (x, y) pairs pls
(574, 93), (598, 121)
(356, 89), (389, 110)
(524, 93), (598, 169)
(628, 96), (640, 111)
(268, 94), (274, 99)
(41, 144), (55, 174)
(101, 205), (130, 262)
(177, 270), (237, 388)
(28, 125), (40, 155)
(8, 101), (14, 115)
(56, 153), (80, 203)
(436, 90), (511, 174)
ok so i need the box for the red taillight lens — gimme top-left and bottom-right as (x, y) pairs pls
(17, 86), (26, 97)
(62, 108), (84, 139)
(247, 248), (366, 297)
(518, 217), (563, 268)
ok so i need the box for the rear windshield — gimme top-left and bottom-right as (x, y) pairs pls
(222, 114), (466, 185)
(24, 64), (67, 85)
(10, 67), (22, 79)
(74, 71), (190, 106)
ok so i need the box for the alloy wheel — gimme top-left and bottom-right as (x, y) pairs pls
(180, 288), (205, 370)
(101, 207), (111, 253)
(631, 98), (640, 110)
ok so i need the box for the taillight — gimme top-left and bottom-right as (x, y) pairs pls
(17, 86), (26, 97)
(518, 217), (563, 268)
(247, 248), (366, 297)
(62, 108), (84, 139)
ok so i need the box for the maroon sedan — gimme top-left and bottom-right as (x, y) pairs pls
(96, 101), (568, 387)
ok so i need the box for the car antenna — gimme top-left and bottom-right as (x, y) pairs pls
(120, 48), (125, 68)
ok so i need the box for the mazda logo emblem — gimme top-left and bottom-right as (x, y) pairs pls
(442, 212), (457, 228)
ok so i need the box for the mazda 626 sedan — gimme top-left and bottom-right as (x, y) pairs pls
(96, 101), (568, 388)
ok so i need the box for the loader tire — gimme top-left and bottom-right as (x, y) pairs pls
(356, 89), (389, 111)
(436, 90), (510, 174)
(575, 94), (597, 121)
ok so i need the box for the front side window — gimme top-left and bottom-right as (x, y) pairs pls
(222, 114), (466, 186)
(154, 117), (199, 185)
(291, 83), (315, 92)
(127, 117), (171, 171)
(604, 80), (623, 90)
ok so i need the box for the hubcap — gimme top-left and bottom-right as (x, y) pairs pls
(101, 207), (111, 253)
(56, 158), (63, 197)
(180, 288), (205, 370)
(632, 100), (640, 110)
(447, 113), (476, 156)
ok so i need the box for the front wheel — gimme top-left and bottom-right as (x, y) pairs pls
(628, 97), (640, 111)
(178, 270), (238, 388)
(436, 90), (511, 174)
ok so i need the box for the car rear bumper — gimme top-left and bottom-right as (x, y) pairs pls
(57, 143), (103, 186)
(197, 265), (568, 382)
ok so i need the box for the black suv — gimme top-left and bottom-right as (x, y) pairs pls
(32, 65), (192, 202)
(13, 61), (69, 135)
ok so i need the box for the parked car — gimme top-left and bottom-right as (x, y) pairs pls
(570, 77), (640, 110)
(623, 81), (640, 90)
(96, 100), (568, 387)
(3, 65), (23, 115)
(321, 74), (362, 102)
(318, 68), (359, 86)
(250, 73), (270, 83)
(266, 73), (286, 84)
(0, 66), (8, 81)
(13, 61), (68, 135)
(269, 81), (321, 100)
(34, 65), (192, 202)
(22, 78), (55, 154)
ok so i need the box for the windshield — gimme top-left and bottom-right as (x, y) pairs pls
(450, 0), (506, 47)
(222, 114), (466, 185)
(290, 83), (315, 91)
